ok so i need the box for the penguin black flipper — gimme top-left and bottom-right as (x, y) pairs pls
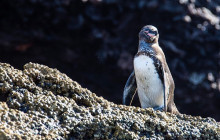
(151, 56), (167, 112)
(162, 67), (168, 112)
(123, 71), (137, 105)
(154, 50), (176, 113)
(162, 61), (179, 114)
(154, 49), (179, 114)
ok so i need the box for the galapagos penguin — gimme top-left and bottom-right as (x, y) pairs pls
(123, 25), (179, 114)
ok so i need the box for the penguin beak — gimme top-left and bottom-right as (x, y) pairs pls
(144, 31), (155, 37)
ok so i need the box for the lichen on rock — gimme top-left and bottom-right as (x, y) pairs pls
(0, 62), (219, 139)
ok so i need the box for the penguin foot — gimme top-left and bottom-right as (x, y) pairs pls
(153, 106), (164, 111)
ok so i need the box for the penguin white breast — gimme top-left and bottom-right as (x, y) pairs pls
(134, 55), (164, 108)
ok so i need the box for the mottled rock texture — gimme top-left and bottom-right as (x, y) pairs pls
(0, 63), (219, 139)
(0, 0), (220, 121)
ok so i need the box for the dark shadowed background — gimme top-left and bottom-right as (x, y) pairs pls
(0, 0), (219, 121)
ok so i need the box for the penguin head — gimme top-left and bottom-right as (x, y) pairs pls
(139, 25), (159, 43)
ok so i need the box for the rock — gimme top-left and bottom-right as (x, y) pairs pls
(0, 0), (220, 121)
(0, 62), (219, 139)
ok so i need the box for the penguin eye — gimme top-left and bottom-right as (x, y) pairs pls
(152, 31), (157, 35)
(144, 29), (149, 32)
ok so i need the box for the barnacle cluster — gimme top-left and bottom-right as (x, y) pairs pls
(0, 63), (219, 139)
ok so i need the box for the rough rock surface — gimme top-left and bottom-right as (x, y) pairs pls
(0, 0), (220, 121)
(0, 63), (219, 139)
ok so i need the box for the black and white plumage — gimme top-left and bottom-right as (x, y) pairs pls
(123, 25), (179, 114)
